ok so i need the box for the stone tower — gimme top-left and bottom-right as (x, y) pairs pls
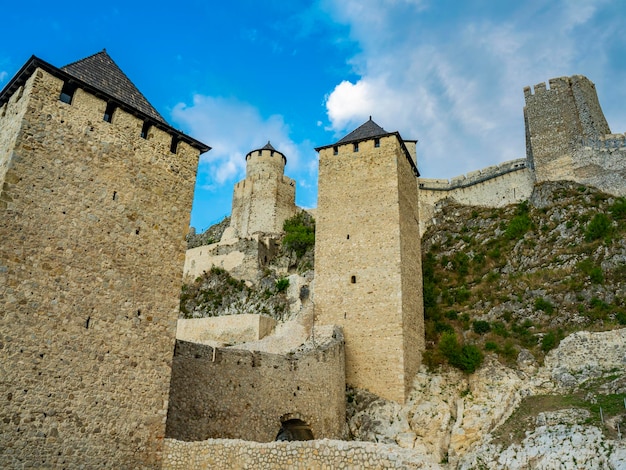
(0, 52), (208, 468)
(314, 118), (424, 403)
(225, 141), (297, 239)
(524, 75), (610, 183)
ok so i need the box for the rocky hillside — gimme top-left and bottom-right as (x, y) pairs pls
(422, 181), (626, 370)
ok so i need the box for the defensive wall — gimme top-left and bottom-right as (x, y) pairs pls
(165, 326), (346, 443)
(176, 315), (277, 345)
(417, 158), (534, 234)
(163, 438), (434, 469)
(0, 62), (204, 468)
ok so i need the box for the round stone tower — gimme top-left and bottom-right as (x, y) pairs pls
(225, 142), (297, 239)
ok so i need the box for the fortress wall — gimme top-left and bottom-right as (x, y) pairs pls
(163, 438), (432, 469)
(176, 315), (277, 345)
(314, 136), (416, 403)
(397, 138), (425, 397)
(0, 68), (200, 468)
(165, 331), (346, 443)
(571, 143), (626, 197)
(0, 80), (34, 192)
(418, 162), (534, 234)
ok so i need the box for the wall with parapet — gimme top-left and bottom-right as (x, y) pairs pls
(163, 438), (436, 469)
(0, 68), (200, 468)
(418, 159), (534, 234)
(176, 315), (277, 346)
(165, 326), (346, 443)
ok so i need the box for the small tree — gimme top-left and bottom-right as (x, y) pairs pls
(282, 212), (315, 257)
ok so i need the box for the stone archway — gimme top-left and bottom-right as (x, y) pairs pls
(275, 417), (314, 441)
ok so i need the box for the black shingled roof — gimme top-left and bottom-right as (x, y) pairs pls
(246, 141), (287, 163)
(335, 117), (389, 145)
(62, 50), (166, 124)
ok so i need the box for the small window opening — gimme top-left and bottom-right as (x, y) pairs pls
(353, 142), (359, 152)
(258, 150), (262, 156)
(351, 275), (356, 284)
(140, 121), (151, 139)
(112, 191), (117, 201)
(374, 138), (380, 148)
(59, 82), (77, 104)
(333, 146), (338, 155)
(135, 228), (140, 235)
(103, 102), (116, 123)
(270, 151), (274, 157)
(1, 105), (6, 118)
(347, 234), (350, 239)
(170, 137), (179, 154)
(85, 317), (91, 329)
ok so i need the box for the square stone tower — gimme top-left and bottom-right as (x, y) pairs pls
(0, 52), (208, 468)
(524, 75), (611, 182)
(314, 118), (424, 403)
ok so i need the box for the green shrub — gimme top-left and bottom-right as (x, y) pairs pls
(492, 321), (509, 337)
(444, 310), (458, 320)
(438, 332), (483, 373)
(485, 341), (498, 351)
(609, 198), (626, 220)
(453, 252), (470, 276)
(505, 214), (532, 240)
(541, 331), (559, 352)
(282, 213), (315, 257)
(616, 311), (626, 325)
(584, 213), (612, 242)
(275, 277), (290, 293)
(534, 297), (554, 314)
(472, 320), (491, 335)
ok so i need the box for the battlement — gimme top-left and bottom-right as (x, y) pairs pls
(523, 75), (593, 98)
(419, 158), (527, 191)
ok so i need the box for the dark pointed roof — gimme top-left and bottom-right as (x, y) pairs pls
(0, 53), (209, 153)
(246, 140), (286, 163)
(335, 117), (389, 145)
(61, 50), (166, 124)
(314, 117), (420, 177)
(261, 141), (277, 151)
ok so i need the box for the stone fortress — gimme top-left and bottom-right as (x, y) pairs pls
(1, 49), (625, 468)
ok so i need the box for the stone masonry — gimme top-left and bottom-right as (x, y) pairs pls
(314, 120), (424, 404)
(226, 142), (297, 239)
(0, 53), (207, 468)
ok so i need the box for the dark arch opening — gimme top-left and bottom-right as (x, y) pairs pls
(275, 418), (314, 441)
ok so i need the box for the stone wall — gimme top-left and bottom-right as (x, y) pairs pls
(0, 83), (32, 192)
(418, 160), (534, 234)
(314, 134), (423, 403)
(229, 147), (297, 238)
(0, 68), (200, 468)
(176, 314), (277, 345)
(165, 327), (346, 442)
(163, 438), (439, 469)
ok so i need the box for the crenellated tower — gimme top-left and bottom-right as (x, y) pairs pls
(524, 75), (611, 182)
(314, 118), (424, 403)
(226, 142), (297, 239)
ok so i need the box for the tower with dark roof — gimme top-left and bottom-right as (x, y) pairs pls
(314, 118), (424, 403)
(225, 141), (297, 239)
(0, 52), (208, 468)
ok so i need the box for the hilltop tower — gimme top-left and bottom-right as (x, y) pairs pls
(0, 51), (208, 468)
(225, 142), (297, 239)
(524, 75), (611, 183)
(314, 118), (424, 403)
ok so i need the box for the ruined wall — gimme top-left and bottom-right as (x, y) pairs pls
(524, 75), (611, 183)
(418, 160), (534, 234)
(0, 68), (200, 468)
(314, 135), (422, 403)
(230, 148), (297, 238)
(570, 136), (626, 197)
(163, 438), (434, 469)
(165, 329), (345, 442)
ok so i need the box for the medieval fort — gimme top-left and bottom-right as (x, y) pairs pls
(1, 51), (625, 468)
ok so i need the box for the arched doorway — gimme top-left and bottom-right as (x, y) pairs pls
(275, 418), (314, 441)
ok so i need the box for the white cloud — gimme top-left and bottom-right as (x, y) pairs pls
(0, 71), (7, 84)
(172, 95), (306, 188)
(322, 0), (626, 179)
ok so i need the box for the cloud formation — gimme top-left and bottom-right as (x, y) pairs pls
(322, 0), (626, 178)
(0, 71), (7, 84)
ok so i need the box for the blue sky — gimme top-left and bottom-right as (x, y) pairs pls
(2, 0), (625, 232)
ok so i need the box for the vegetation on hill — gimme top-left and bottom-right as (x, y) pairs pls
(421, 181), (626, 372)
(179, 266), (290, 321)
(282, 212), (316, 269)
(186, 216), (230, 249)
